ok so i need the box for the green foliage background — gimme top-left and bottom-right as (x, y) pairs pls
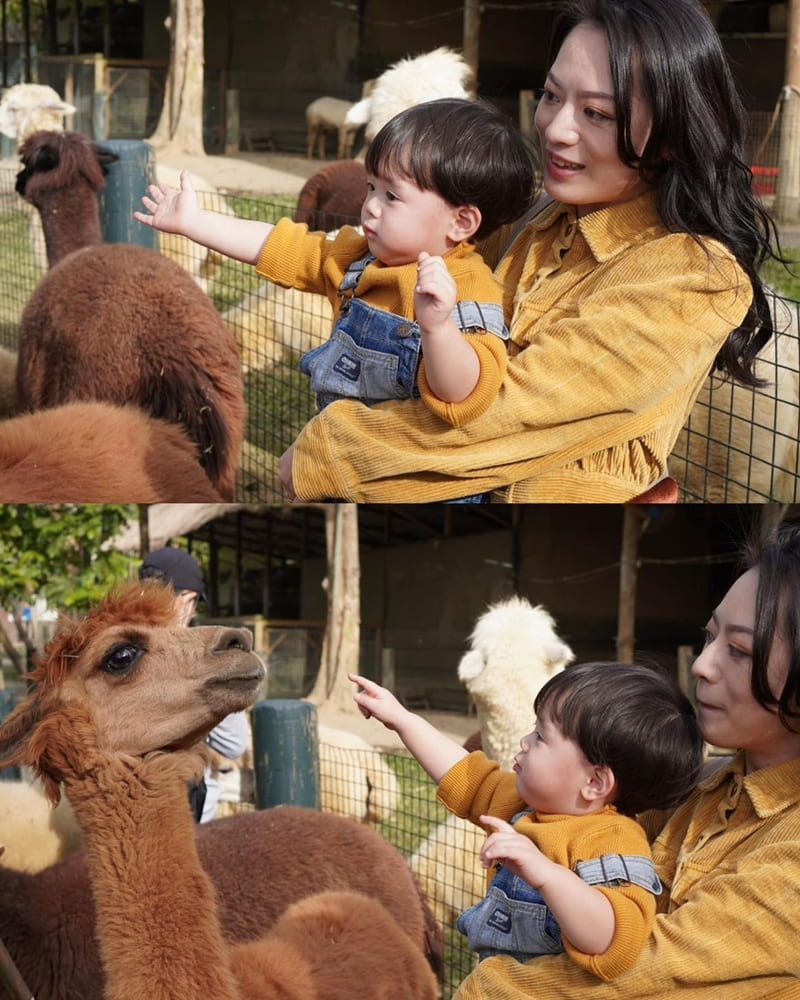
(0, 503), (137, 612)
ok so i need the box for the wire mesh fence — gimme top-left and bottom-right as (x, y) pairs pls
(0, 156), (797, 503)
(220, 738), (478, 999)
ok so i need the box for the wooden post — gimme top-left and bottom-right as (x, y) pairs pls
(463, 0), (481, 84)
(775, 0), (800, 222)
(616, 508), (641, 663)
(519, 89), (536, 140)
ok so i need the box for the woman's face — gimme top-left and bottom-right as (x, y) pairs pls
(534, 21), (653, 216)
(692, 568), (800, 772)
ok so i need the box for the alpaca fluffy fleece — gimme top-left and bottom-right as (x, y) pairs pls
(0, 345), (17, 419)
(345, 47), (474, 143)
(229, 890), (438, 1000)
(294, 159), (367, 231)
(0, 777), (82, 872)
(0, 400), (223, 501)
(222, 281), (333, 373)
(318, 724), (400, 822)
(410, 596), (574, 925)
(671, 291), (800, 501)
(0, 83), (75, 140)
(0, 806), (443, 1000)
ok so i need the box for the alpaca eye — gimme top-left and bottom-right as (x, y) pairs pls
(101, 643), (144, 675)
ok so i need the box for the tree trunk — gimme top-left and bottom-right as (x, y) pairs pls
(0, 612), (22, 676)
(148, 0), (206, 156)
(775, 0), (800, 223)
(616, 507), (646, 663)
(306, 505), (361, 713)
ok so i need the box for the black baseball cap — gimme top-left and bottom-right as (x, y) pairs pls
(139, 547), (206, 600)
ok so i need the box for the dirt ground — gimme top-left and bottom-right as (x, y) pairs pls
(157, 149), (326, 197)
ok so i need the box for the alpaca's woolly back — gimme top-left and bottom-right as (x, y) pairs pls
(14, 242), (244, 499)
(0, 401), (224, 502)
(293, 158), (367, 231)
(0, 805), (443, 1000)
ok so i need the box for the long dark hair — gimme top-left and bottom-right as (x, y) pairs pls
(550, 0), (784, 386)
(744, 527), (800, 729)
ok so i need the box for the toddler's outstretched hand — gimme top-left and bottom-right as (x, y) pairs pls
(134, 169), (199, 236)
(414, 251), (457, 332)
(348, 673), (405, 731)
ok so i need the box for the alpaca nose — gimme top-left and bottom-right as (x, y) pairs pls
(211, 627), (253, 654)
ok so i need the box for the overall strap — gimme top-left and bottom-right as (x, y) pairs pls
(575, 853), (663, 895)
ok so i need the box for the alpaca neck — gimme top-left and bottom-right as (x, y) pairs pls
(34, 183), (104, 267)
(63, 754), (241, 1000)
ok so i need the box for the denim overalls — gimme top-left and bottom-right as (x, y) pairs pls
(457, 812), (663, 963)
(299, 251), (509, 411)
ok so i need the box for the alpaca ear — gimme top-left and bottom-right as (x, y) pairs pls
(450, 204), (482, 243)
(583, 764), (616, 805)
(0, 694), (63, 802)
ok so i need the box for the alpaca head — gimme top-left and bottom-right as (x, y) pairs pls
(0, 581), (265, 802)
(15, 129), (118, 206)
(0, 83), (76, 143)
(457, 596), (574, 703)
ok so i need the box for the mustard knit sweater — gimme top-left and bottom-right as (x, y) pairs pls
(256, 219), (508, 424)
(438, 752), (658, 981)
(451, 752), (800, 1000)
(288, 192), (753, 502)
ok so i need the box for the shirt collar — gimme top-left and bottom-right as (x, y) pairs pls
(699, 750), (800, 819)
(531, 190), (663, 263)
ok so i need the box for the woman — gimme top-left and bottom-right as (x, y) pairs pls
(279, 0), (782, 502)
(448, 526), (800, 999)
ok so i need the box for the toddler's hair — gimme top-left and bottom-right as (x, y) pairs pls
(365, 97), (536, 240)
(534, 661), (703, 815)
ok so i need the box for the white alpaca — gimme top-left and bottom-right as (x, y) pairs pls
(345, 47), (474, 146)
(0, 776), (82, 872)
(672, 291), (800, 501)
(409, 597), (574, 927)
(221, 280), (333, 373)
(318, 723), (400, 822)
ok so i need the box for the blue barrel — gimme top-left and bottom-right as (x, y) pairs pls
(98, 138), (157, 249)
(0, 688), (20, 780)
(251, 699), (320, 809)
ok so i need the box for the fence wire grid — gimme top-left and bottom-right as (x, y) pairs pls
(0, 160), (798, 503)
(221, 739), (478, 1000)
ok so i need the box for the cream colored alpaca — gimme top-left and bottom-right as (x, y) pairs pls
(410, 597), (574, 926)
(0, 582), (437, 1000)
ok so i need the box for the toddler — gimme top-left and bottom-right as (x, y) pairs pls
(349, 661), (702, 981)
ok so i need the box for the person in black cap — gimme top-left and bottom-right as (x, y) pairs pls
(139, 547), (250, 822)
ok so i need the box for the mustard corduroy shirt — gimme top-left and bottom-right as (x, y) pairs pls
(451, 752), (800, 1000)
(438, 751), (659, 981)
(289, 191), (753, 502)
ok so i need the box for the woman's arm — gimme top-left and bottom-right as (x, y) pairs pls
(286, 233), (750, 501)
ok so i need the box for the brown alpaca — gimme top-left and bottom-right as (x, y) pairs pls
(0, 400), (223, 501)
(0, 583), (438, 1000)
(13, 130), (245, 500)
(293, 159), (367, 232)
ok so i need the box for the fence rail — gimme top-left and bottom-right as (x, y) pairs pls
(0, 160), (797, 502)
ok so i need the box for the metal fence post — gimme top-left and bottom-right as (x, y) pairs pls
(98, 138), (157, 249)
(251, 699), (320, 809)
(0, 689), (19, 779)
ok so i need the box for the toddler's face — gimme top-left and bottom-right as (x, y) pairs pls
(514, 711), (596, 814)
(361, 170), (462, 266)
